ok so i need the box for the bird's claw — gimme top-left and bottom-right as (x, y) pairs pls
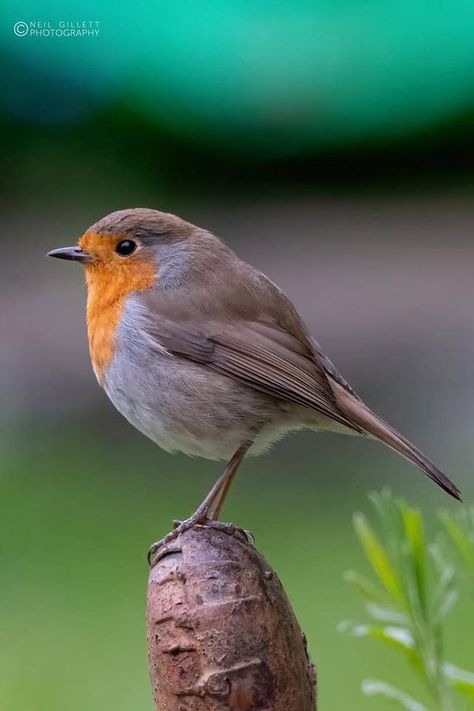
(147, 518), (256, 567)
(242, 528), (255, 546)
(201, 520), (255, 545)
(147, 515), (206, 566)
(147, 541), (182, 566)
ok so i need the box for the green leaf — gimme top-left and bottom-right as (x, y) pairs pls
(338, 620), (417, 661)
(429, 543), (458, 623)
(444, 663), (474, 701)
(440, 509), (474, 579)
(343, 569), (388, 603)
(362, 679), (429, 710)
(432, 589), (459, 626)
(366, 602), (408, 625)
(353, 512), (403, 603)
(370, 490), (406, 559)
(401, 506), (426, 615)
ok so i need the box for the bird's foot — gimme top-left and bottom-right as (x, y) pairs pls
(147, 516), (200, 566)
(174, 518), (254, 546)
(147, 518), (254, 567)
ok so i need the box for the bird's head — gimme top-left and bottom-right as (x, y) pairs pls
(47, 208), (211, 297)
(48, 208), (219, 381)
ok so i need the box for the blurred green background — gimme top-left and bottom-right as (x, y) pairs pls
(1, 2), (473, 709)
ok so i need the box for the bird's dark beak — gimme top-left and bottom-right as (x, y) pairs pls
(47, 246), (93, 263)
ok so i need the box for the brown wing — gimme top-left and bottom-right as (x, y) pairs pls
(311, 337), (362, 400)
(147, 317), (363, 434)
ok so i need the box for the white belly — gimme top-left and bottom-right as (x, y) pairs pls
(103, 346), (303, 460)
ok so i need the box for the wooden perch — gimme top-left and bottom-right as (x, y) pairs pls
(147, 524), (316, 710)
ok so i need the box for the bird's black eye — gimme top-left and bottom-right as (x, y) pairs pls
(115, 240), (136, 256)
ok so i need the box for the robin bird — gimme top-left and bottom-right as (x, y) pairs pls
(48, 208), (461, 562)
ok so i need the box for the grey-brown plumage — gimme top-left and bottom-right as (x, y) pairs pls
(49, 208), (462, 537)
(93, 208), (460, 502)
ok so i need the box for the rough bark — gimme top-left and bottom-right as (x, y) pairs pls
(147, 524), (316, 711)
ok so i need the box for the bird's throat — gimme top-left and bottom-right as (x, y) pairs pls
(84, 260), (156, 384)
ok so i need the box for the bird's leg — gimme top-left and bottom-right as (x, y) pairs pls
(147, 441), (252, 566)
(208, 458), (241, 520)
(186, 440), (251, 523)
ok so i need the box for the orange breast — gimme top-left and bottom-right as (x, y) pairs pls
(81, 233), (156, 384)
(86, 287), (124, 385)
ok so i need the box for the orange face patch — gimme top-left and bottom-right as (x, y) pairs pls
(79, 232), (156, 384)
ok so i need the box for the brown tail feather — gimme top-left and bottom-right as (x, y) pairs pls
(331, 379), (462, 501)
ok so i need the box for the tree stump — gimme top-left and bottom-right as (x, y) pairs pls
(147, 524), (316, 710)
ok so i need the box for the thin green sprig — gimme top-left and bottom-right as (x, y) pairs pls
(340, 489), (474, 711)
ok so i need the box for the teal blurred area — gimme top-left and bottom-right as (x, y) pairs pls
(2, 1), (474, 153)
(1, 3), (474, 710)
